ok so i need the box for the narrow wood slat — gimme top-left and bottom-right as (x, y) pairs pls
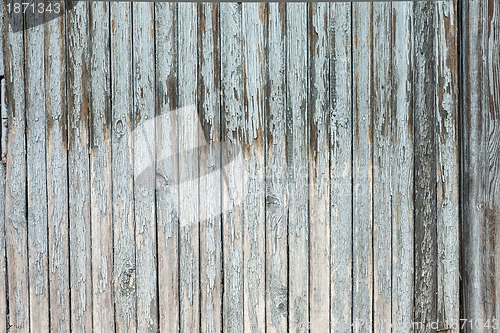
(265, 4), (288, 332)
(242, 4), (266, 332)
(0, 2), (4, 77)
(352, 3), (373, 332)
(110, 3), (137, 331)
(25, 9), (50, 332)
(4, 10), (29, 332)
(220, 4), (244, 332)
(286, 4), (309, 331)
(0, 78), (8, 333)
(177, 4), (200, 332)
(413, 2), (438, 330)
(436, 0), (460, 331)
(308, 2), (330, 331)
(199, 4), (222, 333)
(89, 2), (114, 332)
(329, 3), (353, 331)
(372, 3), (392, 332)
(132, 3), (158, 332)
(155, 3), (179, 332)
(45, 3), (71, 331)
(391, 2), (414, 331)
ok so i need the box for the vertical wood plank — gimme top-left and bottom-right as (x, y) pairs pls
(155, 3), (179, 332)
(391, 2), (414, 331)
(308, 3), (330, 331)
(413, 2), (438, 330)
(89, 2), (114, 332)
(177, 4), (200, 332)
(4, 9), (28, 332)
(286, 4), (309, 332)
(132, 3), (158, 332)
(110, 2), (137, 331)
(352, 3), (373, 332)
(0, 0), (4, 77)
(220, 3), (244, 332)
(436, 0), (460, 330)
(242, 4), (266, 332)
(45, 2), (71, 331)
(329, 3), (352, 331)
(25, 9), (50, 332)
(265, 4), (288, 332)
(0, 78), (7, 333)
(66, 2), (92, 332)
(372, 3), (392, 332)
(199, 4), (222, 333)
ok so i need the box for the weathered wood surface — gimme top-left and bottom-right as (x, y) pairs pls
(1, 3), (497, 332)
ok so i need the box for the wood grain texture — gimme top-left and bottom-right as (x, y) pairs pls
(286, 4), (309, 332)
(111, 3), (137, 332)
(242, 4), (266, 332)
(132, 3), (158, 332)
(372, 3), (392, 332)
(4, 10), (29, 332)
(391, 2), (414, 331)
(177, 4), (200, 332)
(89, 2), (114, 332)
(155, 3), (179, 332)
(352, 3), (373, 332)
(413, 2), (438, 330)
(0, 78), (7, 333)
(0, 1), (3, 77)
(220, 3), (245, 333)
(436, 0), (460, 331)
(329, 3), (352, 331)
(45, 3), (71, 331)
(308, 3), (330, 331)
(265, 4), (288, 332)
(25, 9), (50, 332)
(199, 4), (222, 333)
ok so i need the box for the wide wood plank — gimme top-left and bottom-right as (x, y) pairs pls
(242, 4), (266, 332)
(286, 4), (309, 331)
(352, 3), (373, 332)
(308, 3), (330, 331)
(435, 0), (460, 330)
(329, 3), (352, 331)
(155, 3), (179, 332)
(110, 3), (137, 331)
(4, 10), (28, 332)
(220, 4), (244, 332)
(132, 3), (158, 332)
(391, 2), (414, 331)
(265, 4), (288, 333)
(45, 3), (71, 331)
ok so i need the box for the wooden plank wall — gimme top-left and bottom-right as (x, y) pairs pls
(0, 1), (498, 332)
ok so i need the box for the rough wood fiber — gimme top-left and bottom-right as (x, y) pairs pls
(413, 2), (438, 331)
(329, 3), (352, 331)
(177, 4), (200, 332)
(25, 10), (50, 332)
(66, 2), (92, 332)
(0, 78), (7, 333)
(199, 4), (222, 333)
(111, 3), (137, 332)
(308, 3), (330, 331)
(220, 3), (244, 332)
(0, 1), (3, 77)
(242, 4), (266, 332)
(132, 3), (158, 332)
(4, 9), (29, 332)
(372, 3), (392, 332)
(352, 3), (373, 332)
(265, 4), (288, 332)
(155, 3), (179, 332)
(391, 2), (414, 331)
(286, 4), (309, 332)
(45, 3), (71, 331)
(89, 2), (114, 332)
(436, 0), (460, 331)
